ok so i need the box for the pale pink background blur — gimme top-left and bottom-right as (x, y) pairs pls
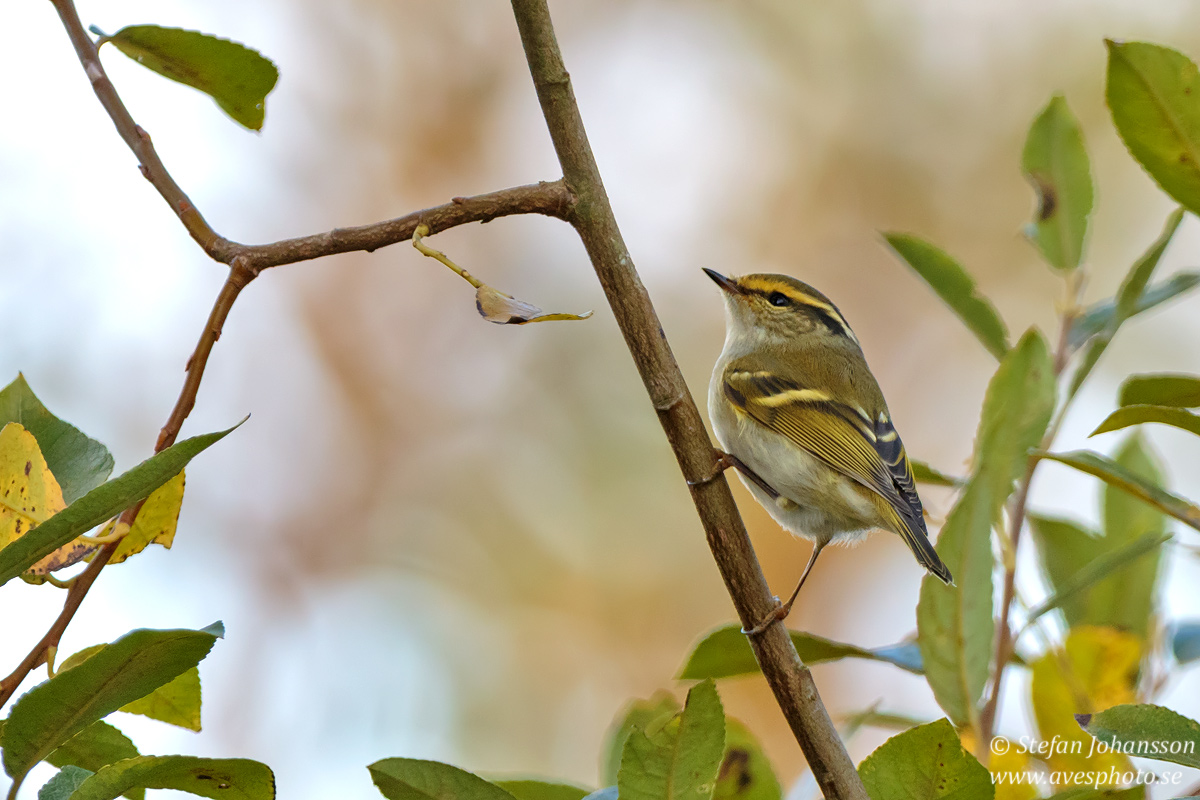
(3, 1), (1200, 798)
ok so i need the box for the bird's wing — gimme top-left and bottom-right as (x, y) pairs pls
(724, 368), (952, 583)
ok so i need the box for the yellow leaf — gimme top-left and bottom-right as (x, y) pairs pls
(989, 743), (1039, 800)
(0, 422), (97, 573)
(0, 422), (65, 544)
(110, 471), (185, 564)
(1031, 626), (1140, 784)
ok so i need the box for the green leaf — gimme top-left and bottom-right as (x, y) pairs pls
(1029, 511), (1166, 636)
(910, 460), (964, 488)
(0, 419), (243, 587)
(120, 666), (202, 731)
(1107, 41), (1200, 214)
(678, 625), (921, 681)
(1067, 208), (1184, 402)
(918, 330), (1055, 727)
(1022, 95), (1094, 270)
(1036, 448), (1200, 532)
(883, 234), (1010, 359)
(369, 758), (519, 800)
(1, 625), (221, 793)
(1172, 620), (1200, 664)
(1069, 272), (1200, 349)
(40, 765), (95, 800)
(617, 680), (726, 800)
(0, 374), (113, 504)
(47, 721), (142, 800)
(857, 718), (994, 800)
(102, 26), (278, 131)
(713, 719), (781, 800)
(600, 692), (680, 788)
(70, 756), (275, 800)
(1102, 434), (1168, 628)
(841, 708), (930, 735)
(1022, 528), (1170, 634)
(491, 781), (590, 800)
(1091, 405), (1200, 437)
(1119, 373), (1200, 408)
(1030, 516), (1103, 629)
(1076, 704), (1200, 769)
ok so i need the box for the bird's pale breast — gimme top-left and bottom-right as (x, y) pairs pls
(708, 357), (885, 546)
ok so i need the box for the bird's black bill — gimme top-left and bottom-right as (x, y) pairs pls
(703, 268), (743, 295)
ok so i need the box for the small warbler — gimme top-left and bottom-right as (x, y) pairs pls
(703, 269), (953, 635)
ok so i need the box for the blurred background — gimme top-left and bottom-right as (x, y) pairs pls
(4, 0), (1200, 797)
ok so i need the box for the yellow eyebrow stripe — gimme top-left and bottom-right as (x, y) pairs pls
(738, 280), (831, 311)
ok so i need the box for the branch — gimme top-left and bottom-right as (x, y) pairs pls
(3, 0), (576, 708)
(49, 0), (572, 270)
(509, 2), (866, 797)
(234, 183), (572, 272)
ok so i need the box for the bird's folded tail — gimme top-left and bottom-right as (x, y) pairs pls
(898, 522), (954, 585)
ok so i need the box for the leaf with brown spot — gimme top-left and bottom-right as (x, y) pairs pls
(475, 285), (592, 325)
(1022, 95), (1094, 271)
(68, 755), (273, 800)
(0, 423), (64, 545)
(858, 719), (993, 800)
(0, 423), (96, 574)
(713, 719), (780, 800)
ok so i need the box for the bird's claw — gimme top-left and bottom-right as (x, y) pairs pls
(687, 450), (738, 487)
(741, 597), (786, 636)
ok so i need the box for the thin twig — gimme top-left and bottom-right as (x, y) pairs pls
(509, 2), (866, 797)
(412, 225), (485, 288)
(49, 0), (222, 257)
(157, 264), (254, 451)
(50, 0), (572, 269)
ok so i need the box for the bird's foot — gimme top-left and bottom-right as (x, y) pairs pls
(687, 450), (740, 487)
(689, 450), (782, 502)
(741, 596), (792, 636)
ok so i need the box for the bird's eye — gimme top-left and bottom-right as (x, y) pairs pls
(767, 292), (791, 307)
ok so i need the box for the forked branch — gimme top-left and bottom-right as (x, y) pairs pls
(2, 0), (574, 708)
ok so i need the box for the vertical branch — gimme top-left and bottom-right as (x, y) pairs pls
(508, 2), (867, 797)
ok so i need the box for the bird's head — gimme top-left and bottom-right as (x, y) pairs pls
(703, 269), (859, 350)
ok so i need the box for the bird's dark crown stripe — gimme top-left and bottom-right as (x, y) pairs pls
(806, 305), (855, 340)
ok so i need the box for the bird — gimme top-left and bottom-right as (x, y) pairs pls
(702, 268), (952, 635)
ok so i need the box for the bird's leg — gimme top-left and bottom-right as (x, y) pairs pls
(742, 540), (828, 636)
(689, 450), (781, 501)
